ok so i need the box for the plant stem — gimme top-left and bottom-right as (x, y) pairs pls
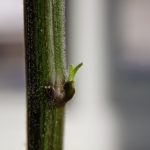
(24, 0), (66, 150)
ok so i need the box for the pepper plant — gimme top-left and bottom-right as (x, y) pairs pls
(24, 0), (82, 150)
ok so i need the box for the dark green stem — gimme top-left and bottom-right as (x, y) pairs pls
(24, 0), (66, 150)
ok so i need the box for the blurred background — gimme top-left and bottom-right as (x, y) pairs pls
(0, 0), (150, 150)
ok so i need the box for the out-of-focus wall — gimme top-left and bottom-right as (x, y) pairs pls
(0, 0), (23, 43)
(111, 1), (150, 150)
(0, 0), (26, 150)
(64, 0), (121, 150)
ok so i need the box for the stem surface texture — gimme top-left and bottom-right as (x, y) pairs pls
(24, 0), (66, 150)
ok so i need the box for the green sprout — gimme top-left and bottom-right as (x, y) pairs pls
(67, 63), (83, 82)
(63, 63), (83, 103)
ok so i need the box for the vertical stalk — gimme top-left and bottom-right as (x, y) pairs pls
(24, 0), (66, 150)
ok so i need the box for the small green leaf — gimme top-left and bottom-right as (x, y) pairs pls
(67, 63), (83, 82)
